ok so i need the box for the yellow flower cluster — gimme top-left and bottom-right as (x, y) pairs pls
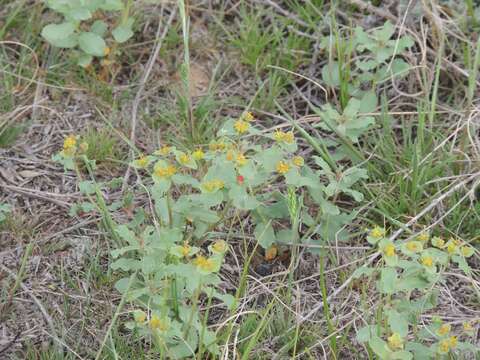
(234, 119), (250, 134)
(369, 226), (385, 239)
(384, 243), (396, 257)
(276, 161), (290, 175)
(421, 255), (433, 267)
(242, 111), (255, 122)
(209, 141), (226, 152)
(149, 315), (169, 332)
(236, 153), (247, 166)
(154, 164), (177, 178)
(438, 336), (457, 353)
(179, 153), (191, 165)
(212, 240), (227, 253)
(194, 255), (215, 272)
(134, 155), (149, 168)
(387, 333), (403, 350)
(273, 130), (294, 144)
(63, 135), (77, 156)
(406, 241), (422, 253)
(293, 156), (304, 167)
(155, 145), (171, 156)
(192, 149), (204, 160)
(202, 179), (224, 192)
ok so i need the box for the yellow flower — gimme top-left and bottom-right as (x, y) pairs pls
(449, 336), (457, 348)
(384, 243), (396, 257)
(135, 155), (149, 168)
(166, 164), (177, 177)
(293, 156), (304, 167)
(283, 131), (295, 144)
(133, 310), (146, 323)
(437, 324), (451, 336)
(103, 47), (111, 56)
(387, 333), (403, 350)
(179, 153), (191, 165)
(202, 179), (224, 192)
(236, 153), (247, 166)
(243, 111), (255, 122)
(194, 255), (215, 272)
(234, 119), (249, 134)
(149, 315), (169, 331)
(273, 130), (295, 144)
(63, 135), (77, 150)
(431, 236), (445, 248)
(446, 241), (457, 255)
(369, 226), (385, 239)
(155, 146), (171, 156)
(213, 179), (224, 189)
(421, 256), (433, 267)
(192, 149), (204, 160)
(154, 164), (176, 178)
(417, 232), (429, 242)
(209, 141), (226, 152)
(273, 130), (285, 142)
(406, 241), (422, 253)
(438, 339), (450, 353)
(212, 240), (227, 253)
(276, 161), (290, 175)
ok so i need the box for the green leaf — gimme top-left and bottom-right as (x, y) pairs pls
(79, 180), (97, 194)
(112, 19), (134, 43)
(387, 310), (408, 337)
(352, 266), (375, 279)
(100, 0), (124, 11)
(359, 91), (377, 113)
(91, 20), (108, 36)
(322, 61), (341, 87)
(115, 225), (137, 246)
(41, 22), (77, 48)
(229, 185), (260, 210)
(368, 336), (390, 359)
(356, 325), (378, 342)
(254, 221), (275, 248)
(378, 267), (397, 294)
(77, 53), (93, 67)
(66, 7), (92, 21)
(78, 32), (107, 57)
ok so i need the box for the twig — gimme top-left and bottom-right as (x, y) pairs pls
(122, 8), (177, 192)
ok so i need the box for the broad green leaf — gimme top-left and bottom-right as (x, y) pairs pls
(352, 266), (375, 279)
(78, 32), (107, 57)
(91, 20), (108, 36)
(254, 221), (275, 248)
(387, 310), (408, 337)
(356, 325), (378, 342)
(66, 7), (92, 20)
(41, 22), (77, 48)
(378, 267), (397, 294)
(112, 19), (134, 43)
(100, 0), (124, 11)
(321, 61), (341, 87)
(77, 53), (93, 67)
(368, 336), (390, 359)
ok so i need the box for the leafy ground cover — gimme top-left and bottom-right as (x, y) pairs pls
(1, 0), (479, 359)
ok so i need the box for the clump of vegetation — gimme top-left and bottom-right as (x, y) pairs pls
(41, 0), (135, 67)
